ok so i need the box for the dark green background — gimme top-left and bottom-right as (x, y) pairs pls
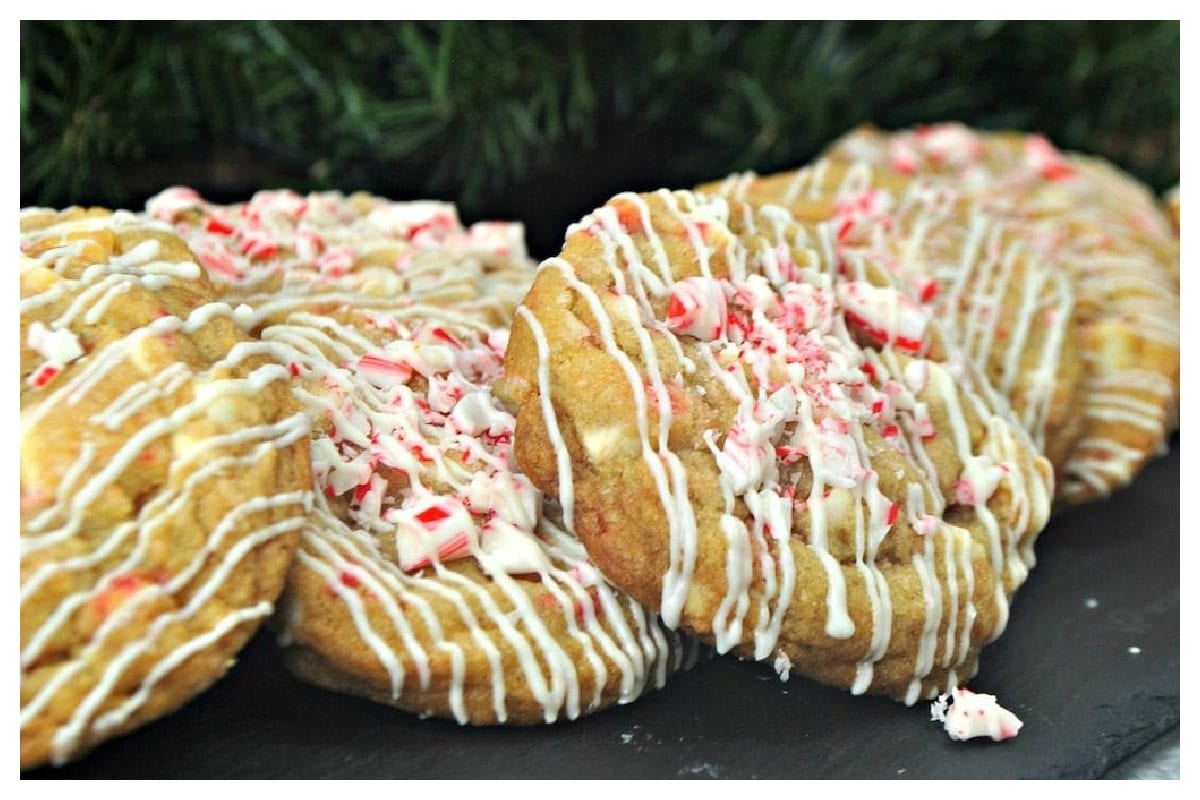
(20, 21), (1179, 257)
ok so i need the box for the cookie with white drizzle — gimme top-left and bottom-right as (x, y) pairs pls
(500, 190), (1052, 703)
(824, 123), (1180, 505)
(833, 124), (1180, 288)
(154, 191), (699, 723)
(19, 208), (312, 768)
(255, 302), (693, 723)
(700, 158), (1086, 474)
(146, 187), (532, 327)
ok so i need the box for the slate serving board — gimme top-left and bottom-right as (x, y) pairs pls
(27, 441), (1179, 779)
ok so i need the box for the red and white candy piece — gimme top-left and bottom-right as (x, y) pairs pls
(915, 123), (982, 168)
(1024, 135), (1076, 182)
(311, 438), (376, 497)
(366, 201), (460, 243)
(889, 138), (920, 175)
(912, 514), (940, 537)
(813, 415), (869, 489)
(450, 391), (512, 439)
(955, 455), (1006, 506)
(428, 373), (470, 415)
(835, 281), (929, 354)
(238, 225), (279, 261)
(447, 221), (528, 259)
(833, 188), (892, 224)
(466, 471), (546, 574)
(248, 189), (310, 221)
(316, 246), (356, 277)
(26, 322), (84, 388)
(394, 496), (476, 573)
(776, 282), (832, 335)
(665, 276), (729, 341)
(195, 247), (241, 281)
(718, 387), (796, 494)
(354, 352), (414, 390)
(145, 186), (204, 221)
(930, 686), (1023, 742)
(477, 520), (548, 575)
(385, 336), (457, 379)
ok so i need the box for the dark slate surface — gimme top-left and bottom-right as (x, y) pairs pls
(26, 443), (1179, 779)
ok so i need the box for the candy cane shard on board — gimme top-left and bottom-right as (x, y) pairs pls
(930, 686), (1023, 742)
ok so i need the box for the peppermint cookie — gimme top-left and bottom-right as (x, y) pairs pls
(825, 124), (1180, 504)
(146, 184), (701, 723)
(701, 160), (1086, 472)
(146, 187), (532, 326)
(20, 209), (312, 768)
(501, 191), (1052, 703)
(831, 124), (1179, 279)
(260, 302), (692, 723)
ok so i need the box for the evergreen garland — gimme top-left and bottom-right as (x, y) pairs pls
(21, 21), (1178, 253)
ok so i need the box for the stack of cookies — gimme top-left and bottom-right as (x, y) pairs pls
(19, 124), (1179, 768)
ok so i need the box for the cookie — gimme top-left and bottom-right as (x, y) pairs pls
(146, 187), (531, 327)
(701, 160), (1086, 473)
(501, 190), (1052, 703)
(19, 209), (312, 768)
(161, 199), (695, 723)
(823, 123), (1180, 504)
(272, 305), (692, 722)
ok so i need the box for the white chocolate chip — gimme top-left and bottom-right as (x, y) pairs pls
(821, 487), (856, 528)
(581, 424), (637, 461)
(205, 395), (244, 426)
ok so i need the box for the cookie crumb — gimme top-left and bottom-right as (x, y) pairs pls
(677, 762), (721, 778)
(772, 650), (793, 681)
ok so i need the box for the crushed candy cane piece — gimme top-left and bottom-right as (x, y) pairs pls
(27, 322), (83, 365)
(354, 353), (414, 389)
(395, 497), (476, 572)
(1024, 135), (1076, 182)
(836, 281), (928, 353)
(145, 186), (203, 221)
(931, 687), (1023, 742)
(26, 322), (84, 387)
(665, 276), (729, 341)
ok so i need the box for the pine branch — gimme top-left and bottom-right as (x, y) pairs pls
(20, 20), (1179, 216)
